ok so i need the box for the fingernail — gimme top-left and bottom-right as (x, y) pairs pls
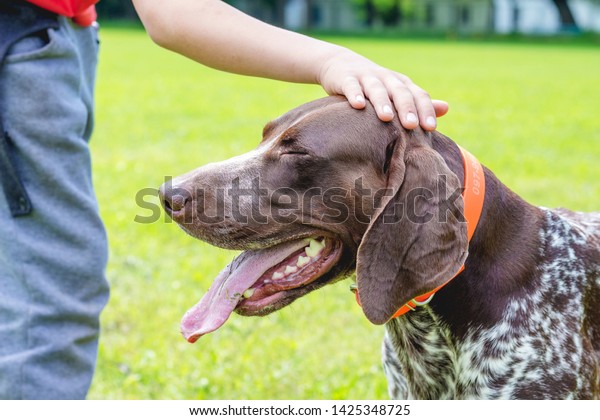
(355, 94), (365, 104)
(383, 105), (393, 115)
(406, 113), (418, 124)
(426, 116), (437, 128)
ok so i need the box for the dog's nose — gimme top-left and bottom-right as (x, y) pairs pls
(159, 182), (191, 221)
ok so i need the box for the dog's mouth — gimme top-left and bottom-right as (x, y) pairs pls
(181, 236), (343, 343)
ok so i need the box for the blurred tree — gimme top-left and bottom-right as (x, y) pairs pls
(96, 0), (139, 20)
(383, 0), (402, 26)
(232, 0), (286, 27)
(305, 0), (314, 29)
(365, 0), (376, 27)
(550, 0), (579, 31)
(266, 0), (286, 27)
(353, 0), (415, 28)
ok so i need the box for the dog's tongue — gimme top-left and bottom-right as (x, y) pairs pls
(181, 238), (310, 343)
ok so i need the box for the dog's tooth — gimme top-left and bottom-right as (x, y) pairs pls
(297, 255), (310, 267)
(272, 271), (284, 280)
(305, 238), (325, 257)
(285, 265), (298, 274)
(242, 288), (255, 299)
(305, 245), (319, 257)
(312, 238), (325, 250)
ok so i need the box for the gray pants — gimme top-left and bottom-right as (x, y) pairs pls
(0, 10), (109, 399)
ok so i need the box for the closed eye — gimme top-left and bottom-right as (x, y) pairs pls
(279, 147), (310, 157)
(281, 150), (309, 156)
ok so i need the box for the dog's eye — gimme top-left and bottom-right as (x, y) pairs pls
(283, 151), (308, 155)
(280, 150), (309, 157)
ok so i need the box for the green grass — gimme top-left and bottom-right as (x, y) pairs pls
(87, 28), (600, 399)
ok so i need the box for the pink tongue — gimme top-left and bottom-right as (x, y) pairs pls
(181, 238), (310, 343)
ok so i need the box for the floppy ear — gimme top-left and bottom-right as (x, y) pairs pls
(356, 130), (468, 325)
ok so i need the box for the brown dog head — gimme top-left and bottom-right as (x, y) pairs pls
(160, 96), (468, 340)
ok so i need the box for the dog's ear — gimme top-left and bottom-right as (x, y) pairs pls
(356, 129), (468, 325)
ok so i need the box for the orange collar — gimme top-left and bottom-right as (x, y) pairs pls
(353, 145), (485, 318)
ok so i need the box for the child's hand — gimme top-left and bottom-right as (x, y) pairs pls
(318, 49), (448, 130)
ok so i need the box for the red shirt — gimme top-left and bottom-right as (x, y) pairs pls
(26, 0), (98, 26)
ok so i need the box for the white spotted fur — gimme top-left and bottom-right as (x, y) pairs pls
(382, 209), (600, 399)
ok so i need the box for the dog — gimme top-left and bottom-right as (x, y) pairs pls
(160, 96), (599, 399)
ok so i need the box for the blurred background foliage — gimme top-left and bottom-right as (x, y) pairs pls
(96, 0), (600, 36)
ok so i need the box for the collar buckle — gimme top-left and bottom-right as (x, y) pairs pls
(409, 294), (435, 309)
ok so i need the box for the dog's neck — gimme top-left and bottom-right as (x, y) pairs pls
(430, 133), (544, 337)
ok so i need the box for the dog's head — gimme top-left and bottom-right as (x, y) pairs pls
(160, 96), (468, 342)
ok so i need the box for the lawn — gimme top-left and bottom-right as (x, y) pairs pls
(88, 27), (600, 399)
